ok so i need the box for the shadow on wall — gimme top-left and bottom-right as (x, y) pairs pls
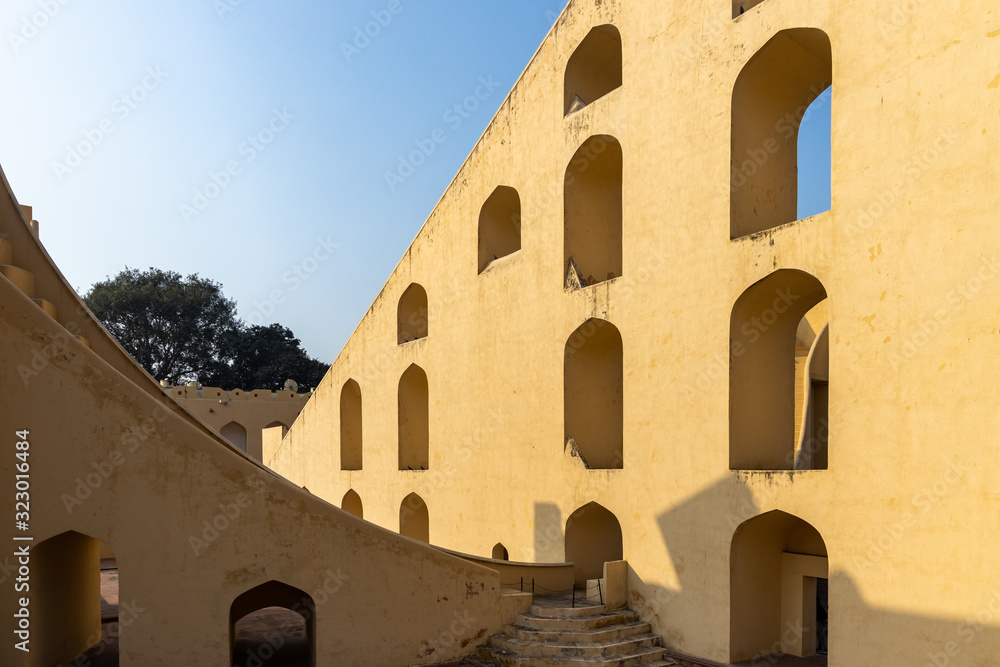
(534, 502), (564, 563)
(623, 477), (1000, 665)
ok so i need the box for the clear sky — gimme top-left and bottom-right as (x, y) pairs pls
(0, 0), (830, 364)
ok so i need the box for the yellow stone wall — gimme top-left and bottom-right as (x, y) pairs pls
(269, 0), (1000, 663)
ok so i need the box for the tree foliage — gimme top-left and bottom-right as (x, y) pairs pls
(84, 268), (328, 390)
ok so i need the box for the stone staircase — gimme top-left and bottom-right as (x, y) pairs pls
(0, 207), (90, 348)
(470, 600), (676, 666)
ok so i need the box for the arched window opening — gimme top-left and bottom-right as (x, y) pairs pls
(492, 543), (509, 561)
(230, 581), (316, 667)
(340, 379), (363, 471)
(564, 319), (624, 469)
(342, 490), (364, 519)
(730, 270), (829, 471)
(221, 421), (248, 453)
(34, 532), (119, 666)
(398, 365), (429, 471)
(397, 283), (428, 344)
(399, 493), (429, 543)
(565, 502), (623, 587)
(479, 186), (522, 273)
(564, 136), (623, 290)
(731, 29), (832, 238)
(564, 25), (623, 115)
(731, 511), (829, 662)
(732, 0), (768, 19)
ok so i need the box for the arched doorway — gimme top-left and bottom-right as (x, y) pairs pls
(565, 502), (623, 587)
(731, 511), (829, 663)
(492, 543), (509, 561)
(230, 581), (315, 667)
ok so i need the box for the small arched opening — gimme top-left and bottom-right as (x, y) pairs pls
(342, 490), (364, 519)
(397, 283), (428, 344)
(398, 364), (429, 470)
(221, 421), (248, 453)
(564, 25), (623, 115)
(564, 136), (623, 289)
(479, 186), (522, 273)
(564, 318), (624, 469)
(340, 379), (363, 471)
(492, 543), (510, 561)
(399, 493), (429, 543)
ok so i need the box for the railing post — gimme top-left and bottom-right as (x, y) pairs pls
(572, 586), (576, 608)
(532, 578), (535, 594)
(520, 576), (523, 593)
(598, 579), (603, 605)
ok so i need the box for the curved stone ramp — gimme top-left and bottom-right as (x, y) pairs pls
(475, 601), (676, 666)
(0, 168), (502, 666)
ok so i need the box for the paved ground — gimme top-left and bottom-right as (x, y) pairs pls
(733, 655), (827, 666)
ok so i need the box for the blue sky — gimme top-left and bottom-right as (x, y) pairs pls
(0, 0), (830, 364)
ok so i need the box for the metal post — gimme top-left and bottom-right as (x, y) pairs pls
(520, 577), (523, 592)
(598, 580), (603, 605)
(532, 579), (535, 594)
(572, 586), (576, 608)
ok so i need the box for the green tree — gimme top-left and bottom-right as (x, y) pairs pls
(206, 324), (328, 391)
(84, 268), (328, 390)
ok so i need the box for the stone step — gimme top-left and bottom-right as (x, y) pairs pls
(0, 265), (35, 299)
(517, 610), (638, 631)
(504, 620), (652, 644)
(489, 632), (661, 658)
(477, 644), (671, 667)
(529, 604), (608, 618)
(33, 298), (57, 319)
